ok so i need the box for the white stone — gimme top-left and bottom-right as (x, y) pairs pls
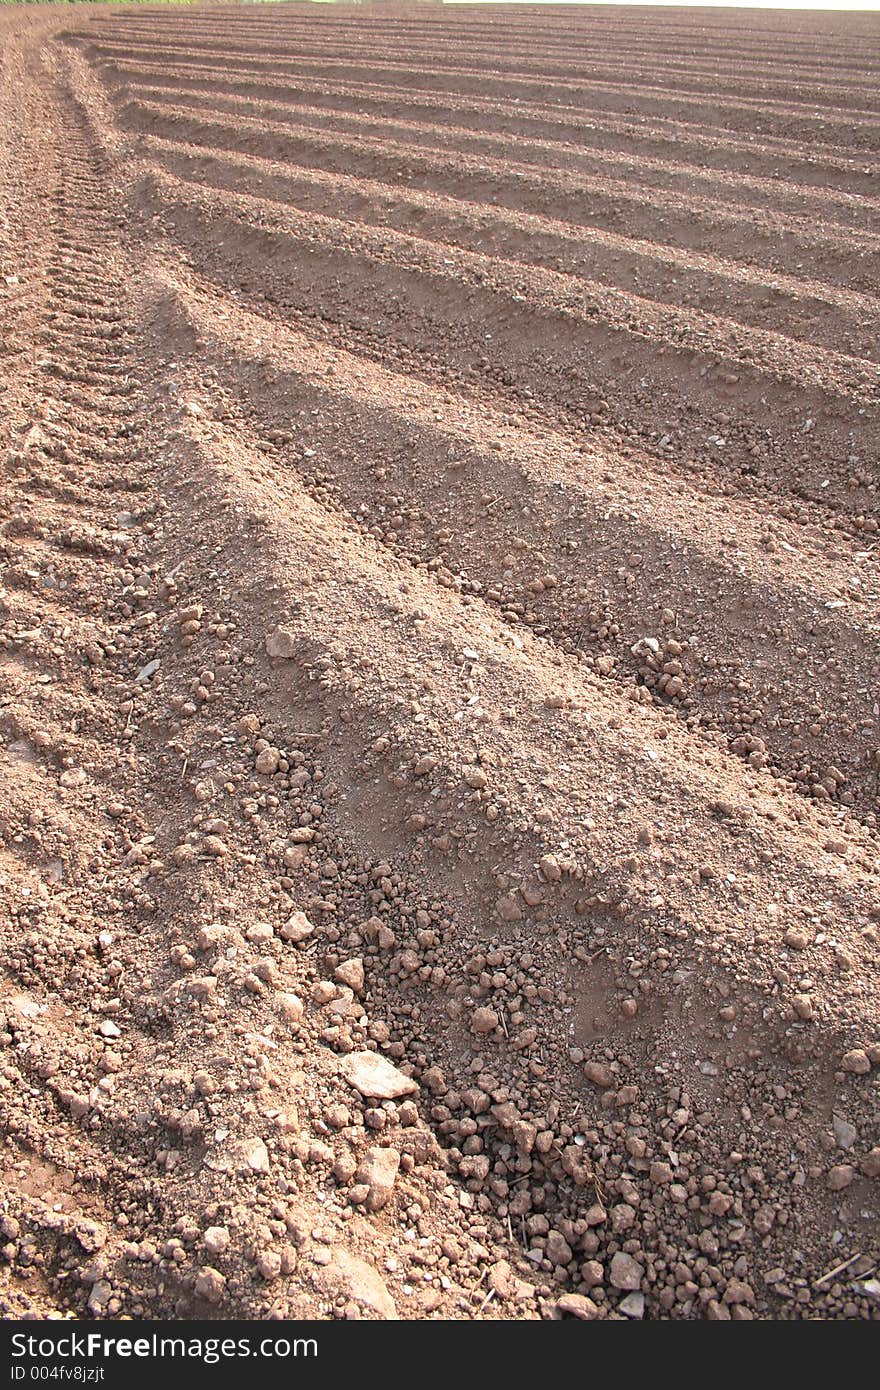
(265, 626), (298, 659)
(339, 1052), (418, 1100)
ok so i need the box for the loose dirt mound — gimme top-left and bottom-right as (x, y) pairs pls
(1, 3), (878, 1322)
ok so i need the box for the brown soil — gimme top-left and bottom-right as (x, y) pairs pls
(1, 2), (878, 1323)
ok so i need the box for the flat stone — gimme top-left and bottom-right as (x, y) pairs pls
(334, 958), (365, 994)
(546, 1230), (573, 1266)
(318, 1249), (397, 1319)
(356, 1146), (400, 1212)
(833, 1114), (858, 1150)
(618, 1291), (645, 1318)
(207, 1136), (270, 1175)
(240, 1137), (270, 1173)
(610, 1251), (643, 1291)
(339, 1052), (418, 1100)
(87, 1280), (112, 1315)
(723, 1278), (754, 1306)
(555, 1293), (598, 1319)
(488, 1260), (516, 1298)
(265, 626), (298, 659)
(487, 1258), (534, 1302)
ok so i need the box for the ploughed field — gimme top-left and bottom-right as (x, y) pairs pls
(0, 2), (879, 1321)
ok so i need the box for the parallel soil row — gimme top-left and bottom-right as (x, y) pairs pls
(1, 5), (878, 1323)
(92, 61), (880, 194)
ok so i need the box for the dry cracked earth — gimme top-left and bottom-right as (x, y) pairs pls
(0, 1), (879, 1323)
